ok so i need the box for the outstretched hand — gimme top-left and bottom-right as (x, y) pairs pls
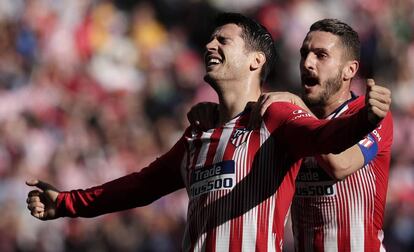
(26, 179), (60, 220)
(365, 79), (391, 125)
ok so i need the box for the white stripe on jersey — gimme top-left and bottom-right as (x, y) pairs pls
(216, 218), (231, 251)
(349, 168), (365, 251)
(213, 125), (234, 163)
(242, 206), (258, 251)
(323, 196), (338, 252)
(196, 131), (213, 169)
(268, 209), (277, 252)
(232, 133), (258, 252)
(353, 164), (376, 251)
(378, 230), (385, 252)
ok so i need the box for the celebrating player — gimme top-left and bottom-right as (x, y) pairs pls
(26, 14), (390, 252)
(189, 18), (393, 251)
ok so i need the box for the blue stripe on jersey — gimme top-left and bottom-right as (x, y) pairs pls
(357, 133), (378, 166)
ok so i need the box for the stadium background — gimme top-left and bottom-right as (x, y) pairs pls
(0, 0), (413, 251)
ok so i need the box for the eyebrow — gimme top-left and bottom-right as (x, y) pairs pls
(300, 47), (329, 54)
(313, 48), (329, 54)
(209, 33), (233, 42)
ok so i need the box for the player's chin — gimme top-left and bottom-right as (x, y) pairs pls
(204, 74), (216, 85)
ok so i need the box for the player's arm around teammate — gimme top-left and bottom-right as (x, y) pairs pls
(188, 78), (391, 180)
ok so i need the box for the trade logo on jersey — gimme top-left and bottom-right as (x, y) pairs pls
(190, 160), (235, 198)
(296, 157), (336, 197)
(231, 128), (250, 147)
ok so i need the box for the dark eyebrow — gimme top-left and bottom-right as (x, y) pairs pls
(209, 34), (232, 43)
(300, 47), (329, 55)
(313, 48), (329, 54)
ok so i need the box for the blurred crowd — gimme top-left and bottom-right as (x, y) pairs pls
(0, 0), (413, 251)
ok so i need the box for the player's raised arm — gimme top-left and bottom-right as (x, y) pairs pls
(265, 79), (391, 158)
(315, 79), (392, 180)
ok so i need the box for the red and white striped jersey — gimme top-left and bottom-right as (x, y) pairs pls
(291, 96), (393, 252)
(56, 101), (379, 252)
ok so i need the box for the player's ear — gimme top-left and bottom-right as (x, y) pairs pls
(342, 60), (359, 81)
(250, 52), (266, 71)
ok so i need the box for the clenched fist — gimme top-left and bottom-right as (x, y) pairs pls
(26, 179), (60, 220)
(365, 79), (391, 125)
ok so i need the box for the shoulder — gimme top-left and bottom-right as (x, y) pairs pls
(263, 102), (314, 130)
(263, 102), (297, 122)
(263, 102), (308, 117)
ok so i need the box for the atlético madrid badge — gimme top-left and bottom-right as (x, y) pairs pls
(231, 128), (250, 147)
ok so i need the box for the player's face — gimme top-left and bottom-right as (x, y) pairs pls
(299, 31), (346, 106)
(204, 24), (253, 85)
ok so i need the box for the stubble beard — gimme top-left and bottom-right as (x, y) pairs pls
(302, 70), (343, 108)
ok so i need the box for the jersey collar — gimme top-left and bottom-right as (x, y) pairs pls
(327, 91), (358, 119)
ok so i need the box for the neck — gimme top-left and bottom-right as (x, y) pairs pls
(215, 79), (261, 124)
(311, 88), (352, 118)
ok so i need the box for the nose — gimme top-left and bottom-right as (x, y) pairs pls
(302, 52), (316, 71)
(205, 37), (218, 52)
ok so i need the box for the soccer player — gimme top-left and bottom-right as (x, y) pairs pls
(26, 14), (390, 252)
(190, 19), (393, 251)
(290, 19), (392, 252)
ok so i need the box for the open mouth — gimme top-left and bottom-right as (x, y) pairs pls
(301, 75), (319, 87)
(205, 54), (223, 68)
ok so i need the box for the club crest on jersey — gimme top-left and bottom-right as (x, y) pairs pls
(231, 128), (250, 147)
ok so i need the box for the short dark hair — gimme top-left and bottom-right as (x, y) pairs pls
(213, 13), (276, 85)
(308, 19), (360, 61)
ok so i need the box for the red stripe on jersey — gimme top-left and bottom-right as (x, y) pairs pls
(312, 194), (324, 252)
(229, 217), (243, 252)
(273, 161), (301, 252)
